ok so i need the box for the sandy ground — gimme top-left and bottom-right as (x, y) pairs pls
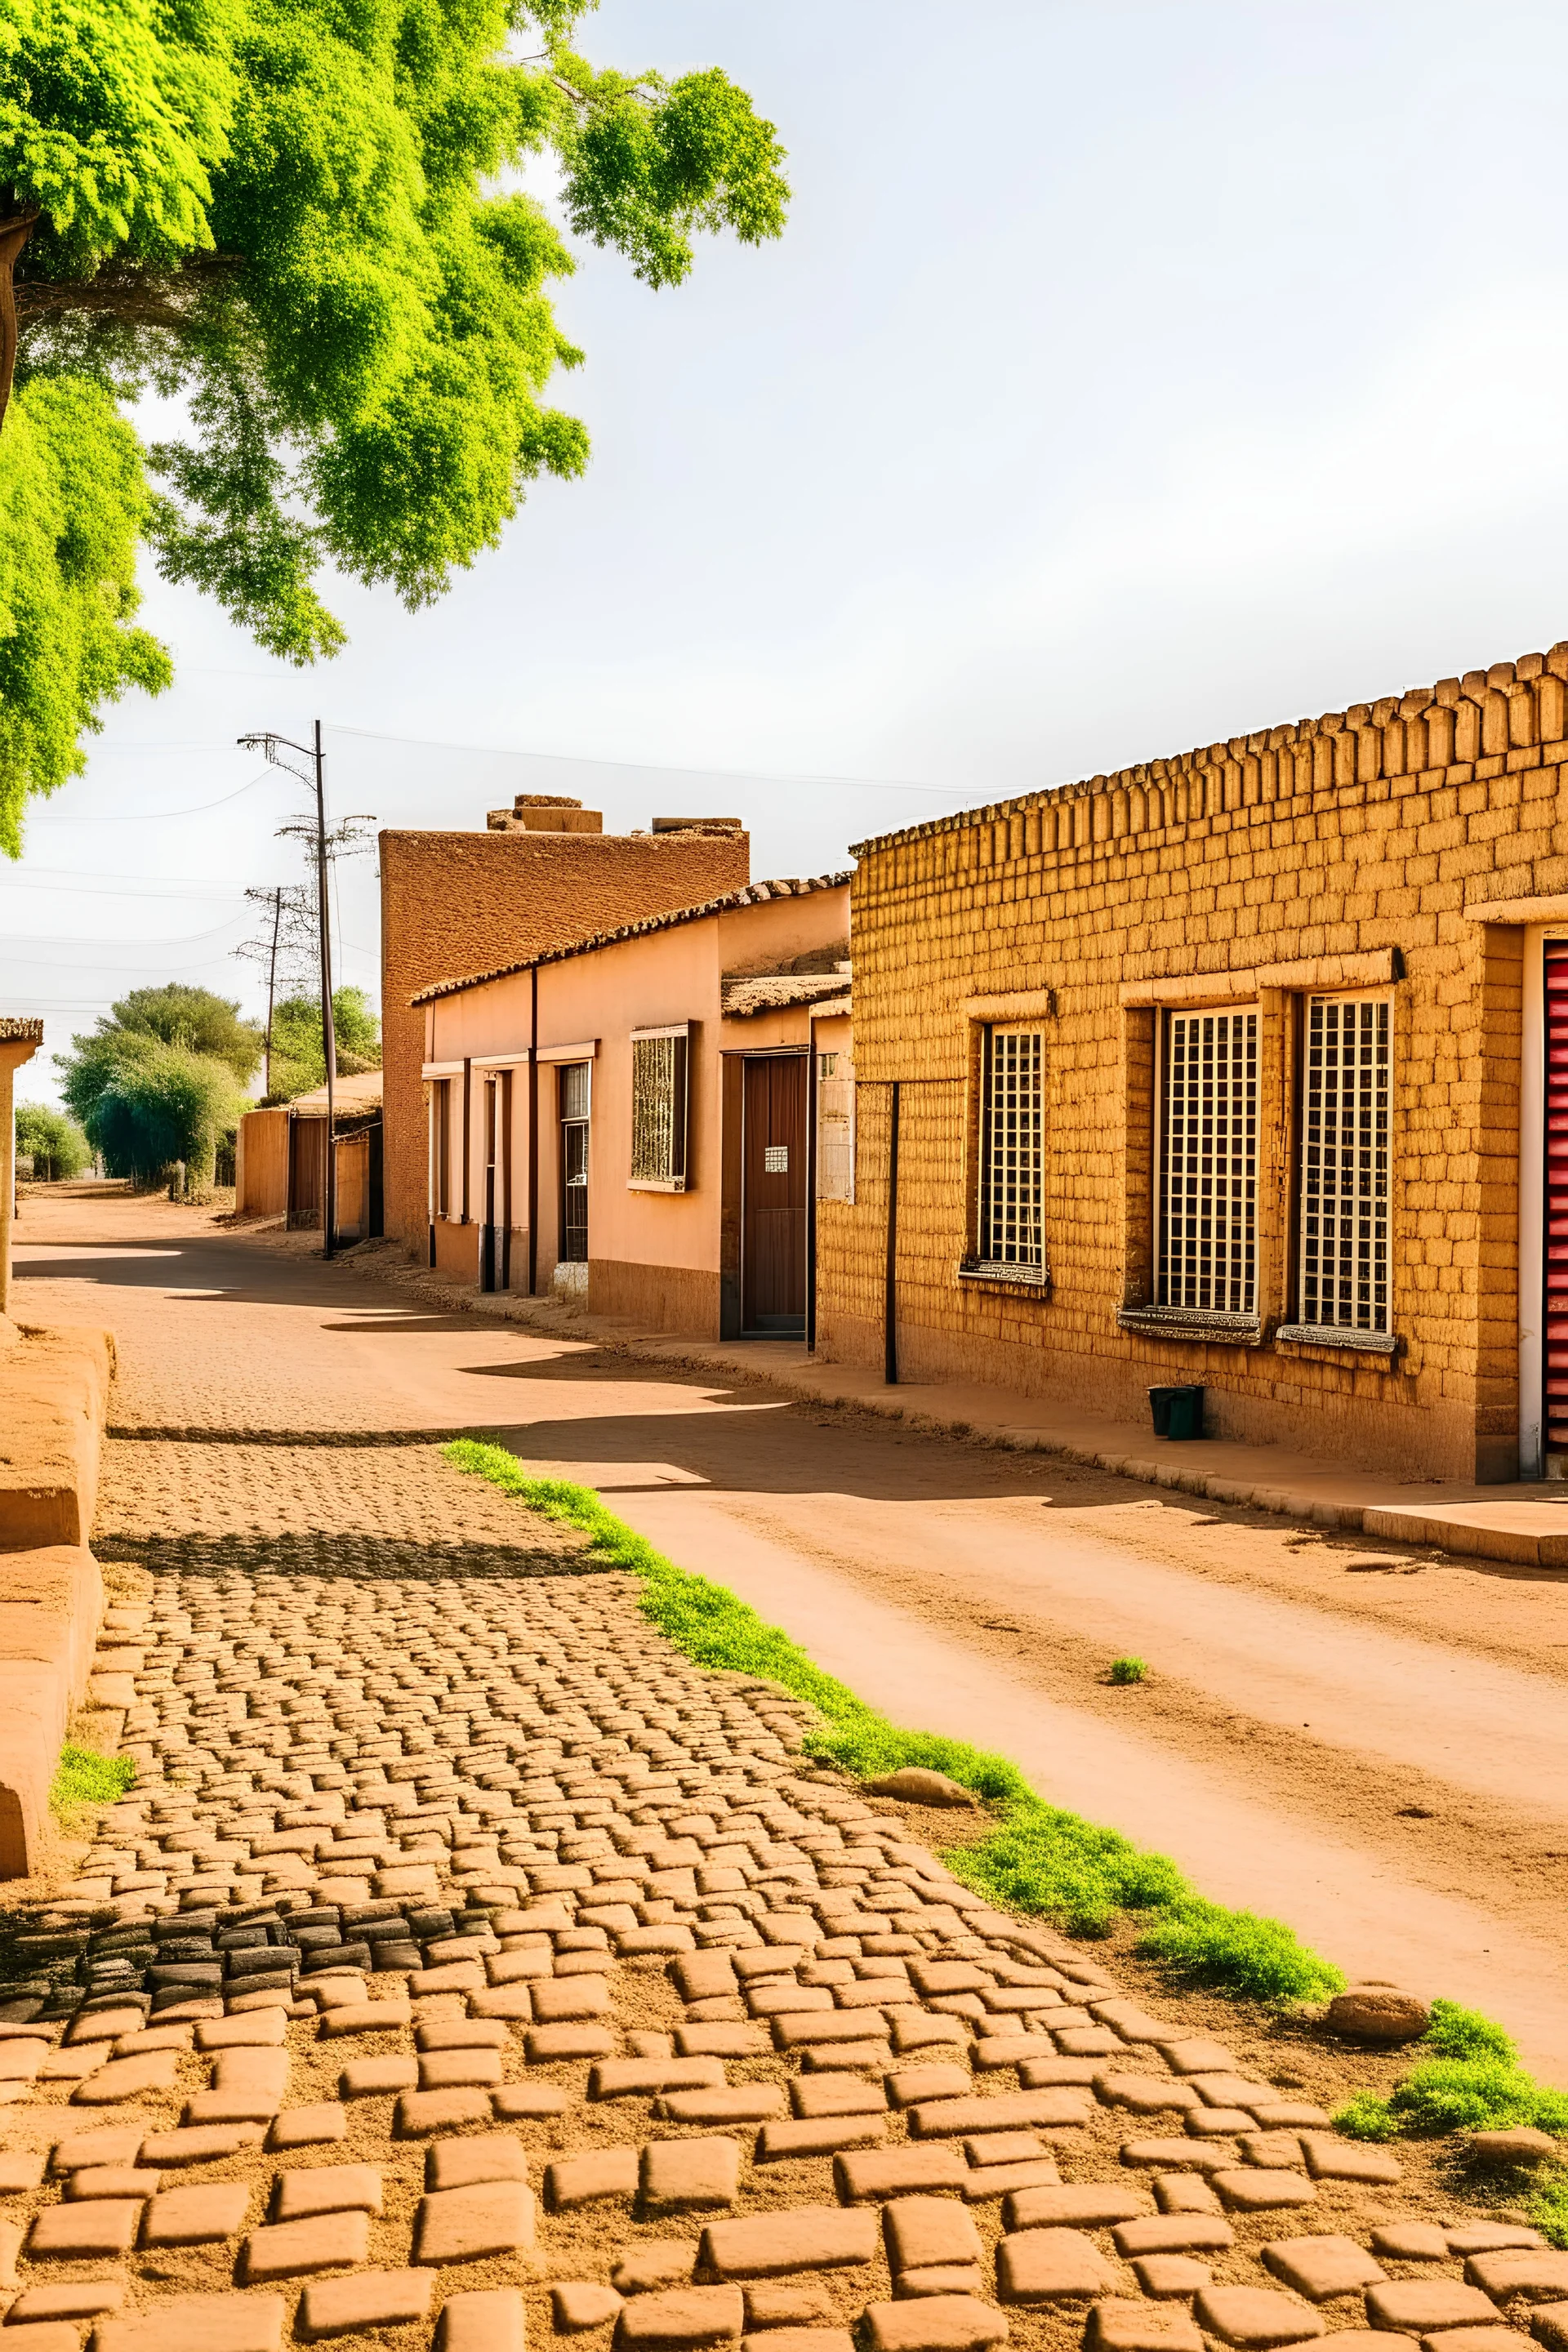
(13, 1188), (1568, 2078)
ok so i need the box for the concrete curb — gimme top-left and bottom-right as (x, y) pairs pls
(0, 1543), (105, 1874)
(0, 1324), (115, 1550)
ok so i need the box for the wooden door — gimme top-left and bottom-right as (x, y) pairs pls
(335, 1132), (368, 1244)
(742, 1055), (807, 1332)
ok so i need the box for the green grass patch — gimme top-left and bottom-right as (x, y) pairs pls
(51, 1743), (135, 1822)
(446, 1442), (1343, 2002)
(1525, 2173), (1568, 2250)
(1107, 1656), (1148, 1684)
(1332, 1999), (1568, 2140)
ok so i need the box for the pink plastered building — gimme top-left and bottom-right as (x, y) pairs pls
(413, 876), (853, 1340)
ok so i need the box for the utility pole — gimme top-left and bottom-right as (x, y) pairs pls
(238, 721), (354, 1260)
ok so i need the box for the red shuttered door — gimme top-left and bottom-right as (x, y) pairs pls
(1544, 942), (1568, 1459)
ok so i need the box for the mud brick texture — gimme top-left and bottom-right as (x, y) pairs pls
(824, 639), (1568, 1483)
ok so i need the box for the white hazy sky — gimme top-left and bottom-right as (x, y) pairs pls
(9, 0), (1568, 1106)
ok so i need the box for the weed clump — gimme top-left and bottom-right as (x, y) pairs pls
(1108, 1655), (1148, 1684)
(51, 1744), (135, 1822)
(1332, 1998), (1568, 2140)
(448, 1442), (1343, 2003)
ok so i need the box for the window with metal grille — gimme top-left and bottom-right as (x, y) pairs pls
(629, 1027), (688, 1189)
(976, 1028), (1045, 1276)
(1298, 995), (1390, 1334)
(1157, 1009), (1258, 1315)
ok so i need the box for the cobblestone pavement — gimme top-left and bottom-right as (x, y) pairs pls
(2, 1209), (1563, 2351)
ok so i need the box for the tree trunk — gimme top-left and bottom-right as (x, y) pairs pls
(0, 212), (40, 433)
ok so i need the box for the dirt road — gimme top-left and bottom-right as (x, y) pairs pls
(16, 1191), (1568, 2077)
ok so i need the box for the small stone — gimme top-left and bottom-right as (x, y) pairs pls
(1211, 2170), (1316, 2211)
(0, 2320), (86, 2351)
(837, 2148), (969, 2202)
(1134, 2256), (1212, 2297)
(1112, 2219), (1235, 2256)
(744, 2286), (839, 2329)
(1155, 2176), (1222, 2216)
(702, 2207), (879, 2278)
(140, 2123), (266, 2164)
(997, 2228), (1116, 2302)
(0, 2150), (46, 2190)
(593, 2058), (724, 2099)
(863, 1771), (978, 1808)
(198, 2012), (287, 2049)
(316, 2000), (412, 2037)
(1004, 2185), (1149, 2230)
(643, 2138), (742, 2212)
(531, 2025), (619, 2061)
(1088, 2299), (1204, 2352)
(397, 2087), (494, 2133)
(70, 2050), (179, 2104)
(885, 2198), (984, 2273)
(1120, 2140), (1233, 2173)
(759, 2114), (888, 2161)
(792, 2075), (888, 2118)
(297, 2269), (434, 2336)
(1530, 2306), (1568, 2352)
(1469, 2128), (1561, 2167)
(274, 2163), (383, 2219)
(1448, 2227), (1548, 2253)
(429, 2135), (528, 2190)
(7, 2280), (127, 2324)
(1195, 2287), (1325, 2348)
(861, 2296), (1007, 2351)
(558, 2282), (627, 2331)
(613, 2241), (698, 2295)
(65, 2164), (158, 2200)
(29, 2198), (141, 2256)
(550, 2148), (640, 2208)
(143, 2180), (252, 2243)
(415, 2178), (536, 2262)
(439, 2287), (528, 2351)
(269, 2102), (348, 2148)
(1298, 2134), (1402, 2184)
(1364, 2285), (1500, 2334)
(888, 2065), (970, 2107)
(896, 2269), (984, 2300)
(618, 2286), (746, 2347)
(340, 2053), (418, 2096)
(1372, 2225), (1450, 2262)
(93, 2290), (287, 2351)
(1263, 2240), (1387, 2301)
(419, 2047), (503, 2088)
(665, 2087), (787, 2125)
(244, 2207), (372, 2278)
(1465, 2252), (1568, 2304)
(1324, 1988), (1431, 2045)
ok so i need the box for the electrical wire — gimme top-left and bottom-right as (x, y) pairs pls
(322, 721), (960, 796)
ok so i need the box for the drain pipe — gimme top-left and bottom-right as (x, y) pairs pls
(527, 966), (539, 1297)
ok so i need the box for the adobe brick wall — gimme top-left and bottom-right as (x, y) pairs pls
(0, 1325), (114, 1550)
(381, 828), (750, 1251)
(825, 645), (1568, 1481)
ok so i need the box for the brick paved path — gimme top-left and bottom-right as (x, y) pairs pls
(0, 1212), (1559, 2350)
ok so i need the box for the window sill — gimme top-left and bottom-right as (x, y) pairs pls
(1118, 1305), (1262, 1347)
(958, 1259), (1051, 1294)
(1275, 1323), (1400, 1357)
(627, 1178), (688, 1193)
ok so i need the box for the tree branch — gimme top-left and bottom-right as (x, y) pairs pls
(14, 252), (244, 334)
(0, 212), (40, 431)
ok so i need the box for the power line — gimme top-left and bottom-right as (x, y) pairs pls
(323, 721), (960, 797)
(28, 772), (274, 825)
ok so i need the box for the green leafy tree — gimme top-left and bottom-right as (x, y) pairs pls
(267, 985), (379, 1102)
(62, 1029), (245, 1187)
(14, 1100), (91, 1179)
(105, 982), (263, 1082)
(0, 1), (788, 848)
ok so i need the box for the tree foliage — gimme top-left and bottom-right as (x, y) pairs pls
(56, 982), (260, 1181)
(267, 983), (379, 1101)
(14, 1099), (91, 1178)
(0, 0), (788, 844)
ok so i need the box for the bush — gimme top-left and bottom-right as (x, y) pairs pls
(1333, 2091), (1400, 2141)
(446, 1444), (1346, 2002)
(15, 1102), (90, 1180)
(1526, 2174), (1568, 2251)
(1108, 1655), (1148, 1684)
(51, 1743), (135, 1822)
(1334, 1998), (1568, 2140)
(1423, 1998), (1517, 2063)
(268, 987), (381, 1101)
(79, 1038), (246, 1190)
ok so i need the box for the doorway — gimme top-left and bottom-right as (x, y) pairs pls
(742, 1054), (807, 1334)
(559, 1062), (590, 1267)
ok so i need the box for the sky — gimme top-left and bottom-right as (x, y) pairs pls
(10, 0), (1568, 1107)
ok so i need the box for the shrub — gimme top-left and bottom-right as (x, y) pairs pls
(15, 1102), (90, 1180)
(1333, 2091), (1400, 2141)
(1526, 2173), (1568, 2251)
(1108, 1655), (1148, 1684)
(51, 1744), (135, 1822)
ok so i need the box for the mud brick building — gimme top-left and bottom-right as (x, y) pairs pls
(819, 644), (1568, 1483)
(380, 798), (749, 1254)
(414, 875), (851, 1334)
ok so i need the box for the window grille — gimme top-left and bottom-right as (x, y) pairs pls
(1157, 1009), (1258, 1315)
(559, 1061), (590, 1263)
(816, 1051), (856, 1204)
(977, 1028), (1045, 1276)
(1299, 995), (1390, 1334)
(629, 1029), (688, 1189)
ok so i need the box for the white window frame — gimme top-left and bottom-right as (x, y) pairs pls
(815, 1049), (856, 1205)
(628, 1023), (690, 1192)
(1156, 1004), (1258, 1318)
(974, 1025), (1047, 1282)
(1295, 991), (1392, 1338)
